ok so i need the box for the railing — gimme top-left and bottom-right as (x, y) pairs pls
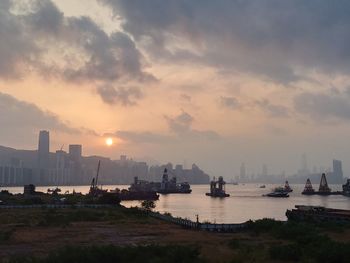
(148, 210), (246, 232)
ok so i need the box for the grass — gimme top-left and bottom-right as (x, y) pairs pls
(2, 209), (350, 262)
(5, 245), (205, 263)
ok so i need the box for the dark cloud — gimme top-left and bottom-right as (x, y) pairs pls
(0, 92), (79, 145)
(165, 110), (220, 140)
(0, 1), (39, 79)
(0, 0), (154, 105)
(114, 110), (221, 144)
(255, 99), (289, 118)
(97, 84), (143, 106)
(294, 91), (350, 121)
(100, 0), (350, 83)
(220, 96), (240, 110)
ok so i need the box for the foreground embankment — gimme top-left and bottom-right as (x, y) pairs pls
(1, 206), (350, 262)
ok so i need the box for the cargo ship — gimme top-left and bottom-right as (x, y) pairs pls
(205, 176), (230, 197)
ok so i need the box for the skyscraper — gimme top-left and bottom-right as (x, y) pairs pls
(37, 130), (50, 170)
(69, 145), (82, 162)
(37, 130), (50, 184)
(332, 159), (343, 183)
(69, 144), (82, 184)
(240, 162), (246, 181)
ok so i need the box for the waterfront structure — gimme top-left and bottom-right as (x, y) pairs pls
(318, 173), (331, 194)
(206, 176), (229, 197)
(302, 178), (315, 195)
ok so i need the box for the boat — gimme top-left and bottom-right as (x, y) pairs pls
(157, 168), (192, 194)
(342, 179), (350, 196)
(263, 187), (289, 198)
(205, 176), (230, 197)
(318, 173), (331, 195)
(302, 178), (315, 195)
(287, 205), (350, 222)
(284, 181), (293, 192)
(259, 185), (266, 188)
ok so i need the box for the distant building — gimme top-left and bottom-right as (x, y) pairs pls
(37, 130), (49, 169)
(69, 145), (82, 162)
(37, 130), (50, 184)
(332, 159), (343, 184)
(240, 162), (246, 181)
(69, 144), (82, 184)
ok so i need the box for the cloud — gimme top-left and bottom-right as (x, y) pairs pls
(97, 84), (143, 105)
(255, 99), (289, 118)
(219, 96), (289, 118)
(165, 110), (221, 139)
(100, 0), (350, 83)
(294, 91), (350, 121)
(220, 96), (240, 110)
(0, 92), (80, 145)
(0, 0), (155, 104)
(114, 110), (221, 144)
(115, 131), (171, 144)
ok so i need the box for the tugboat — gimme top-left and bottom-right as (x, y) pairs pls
(157, 168), (192, 194)
(206, 176), (230, 197)
(342, 179), (350, 197)
(284, 181), (293, 193)
(302, 178), (315, 195)
(263, 187), (289, 198)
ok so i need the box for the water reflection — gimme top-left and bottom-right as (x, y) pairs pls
(2, 184), (349, 223)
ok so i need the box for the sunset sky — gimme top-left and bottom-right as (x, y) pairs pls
(2, 0), (350, 177)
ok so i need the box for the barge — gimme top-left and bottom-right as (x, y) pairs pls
(286, 205), (350, 222)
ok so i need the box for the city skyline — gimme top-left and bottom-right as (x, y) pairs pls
(2, 1), (350, 177)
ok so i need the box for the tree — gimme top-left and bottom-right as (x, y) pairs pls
(140, 200), (156, 211)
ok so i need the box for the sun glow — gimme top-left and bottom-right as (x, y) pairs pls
(105, 137), (113, 146)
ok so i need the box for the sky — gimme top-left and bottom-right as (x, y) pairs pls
(1, 0), (350, 178)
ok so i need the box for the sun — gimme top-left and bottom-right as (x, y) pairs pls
(105, 137), (113, 146)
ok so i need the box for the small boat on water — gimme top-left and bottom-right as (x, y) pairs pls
(263, 187), (289, 198)
(259, 185), (266, 188)
(284, 181), (293, 193)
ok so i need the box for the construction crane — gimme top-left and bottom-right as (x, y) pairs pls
(89, 160), (102, 197)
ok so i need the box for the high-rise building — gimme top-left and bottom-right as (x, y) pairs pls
(240, 162), (246, 181)
(69, 144), (82, 184)
(37, 130), (50, 169)
(332, 159), (343, 183)
(69, 145), (82, 162)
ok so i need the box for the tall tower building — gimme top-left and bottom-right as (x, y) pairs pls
(37, 130), (50, 169)
(332, 159), (343, 183)
(69, 144), (82, 184)
(69, 145), (82, 162)
(240, 162), (246, 181)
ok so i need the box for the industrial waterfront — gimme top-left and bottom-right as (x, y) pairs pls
(3, 183), (350, 223)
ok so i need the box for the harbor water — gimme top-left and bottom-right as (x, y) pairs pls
(3, 184), (350, 223)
